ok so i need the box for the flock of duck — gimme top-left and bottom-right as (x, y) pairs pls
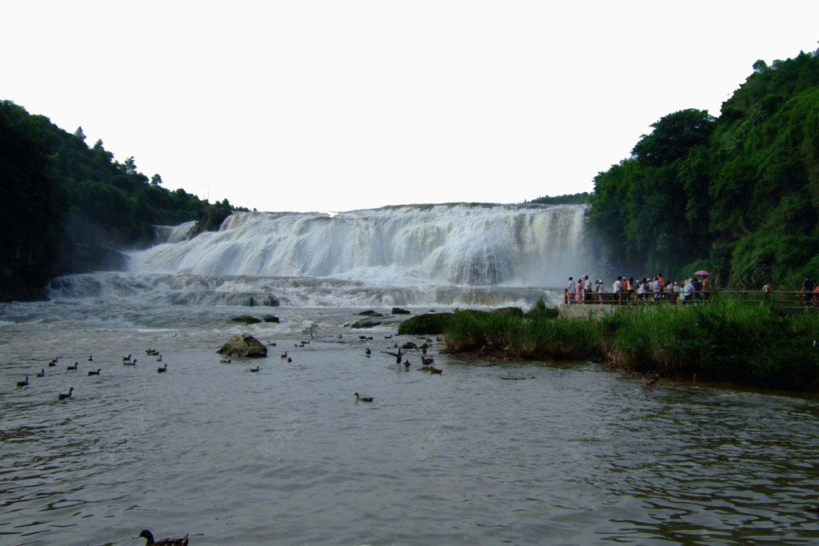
(8, 330), (445, 543)
(354, 336), (444, 402)
(12, 348), (171, 401)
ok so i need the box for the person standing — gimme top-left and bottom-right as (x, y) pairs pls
(613, 276), (623, 304)
(567, 276), (576, 304)
(802, 277), (815, 307)
(701, 274), (711, 301)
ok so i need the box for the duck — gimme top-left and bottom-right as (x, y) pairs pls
(354, 392), (374, 402)
(157, 363), (168, 373)
(48, 359), (57, 367)
(396, 348), (402, 364)
(16, 375), (29, 388)
(156, 354), (163, 362)
(280, 351), (288, 359)
(137, 529), (189, 546)
(220, 358), (232, 364)
(58, 387), (74, 400)
(248, 366), (260, 372)
(421, 356), (434, 366)
(403, 359), (410, 369)
(122, 354), (132, 362)
(36, 368), (45, 378)
(287, 357), (293, 363)
(641, 372), (659, 387)
(88, 354), (93, 361)
(67, 362), (79, 371)
(123, 358), (137, 367)
(365, 347), (371, 357)
(87, 369), (101, 376)
(429, 366), (443, 374)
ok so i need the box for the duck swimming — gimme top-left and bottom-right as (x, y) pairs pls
(354, 392), (374, 402)
(88, 369), (101, 376)
(16, 375), (29, 387)
(58, 387), (74, 400)
(67, 362), (78, 371)
(641, 373), (659, 387)
(137, 529), (189, 546)
(248, 366), (260, 372)
(36, 369), (45, 378)
(157, 363), (168, 373)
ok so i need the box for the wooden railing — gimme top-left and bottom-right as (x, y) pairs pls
(561, 290), (817, 309)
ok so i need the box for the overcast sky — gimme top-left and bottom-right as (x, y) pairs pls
(3, 1), (817, 213)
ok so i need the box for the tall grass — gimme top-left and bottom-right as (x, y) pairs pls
(601, 298), (819, 388)
(433, 298), (819, 390)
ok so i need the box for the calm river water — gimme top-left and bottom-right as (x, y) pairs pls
(1, 300), (817, 545)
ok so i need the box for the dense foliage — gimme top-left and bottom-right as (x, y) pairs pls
(529, 192), (592, 205)
(436, 302), (819, 391)
(0, 101), (241, 300)
(588, 51), (819, 289)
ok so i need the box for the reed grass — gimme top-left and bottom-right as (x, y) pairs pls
(431, 297), (819, 390)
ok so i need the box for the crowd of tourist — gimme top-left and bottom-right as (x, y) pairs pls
(564, 273), (711, 305)
(564, 274), (819, 307)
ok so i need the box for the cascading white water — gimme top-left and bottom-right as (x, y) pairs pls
(47, 204), (589, 307)
(128, 204), (589, 287)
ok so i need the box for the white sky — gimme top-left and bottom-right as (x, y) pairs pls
(2, 1), (817, 213)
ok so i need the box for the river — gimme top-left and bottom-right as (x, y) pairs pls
(1, 298), (817, 545)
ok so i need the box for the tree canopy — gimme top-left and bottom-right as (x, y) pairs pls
(586, 50), (818, 289)
(0, 101), (243, 300)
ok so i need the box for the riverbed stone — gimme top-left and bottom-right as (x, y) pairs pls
(217, 334), (268, 357)
(351, 319), (382, 329)
(231, 314), (261, 324)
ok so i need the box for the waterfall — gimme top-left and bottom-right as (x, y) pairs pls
(128, 203), (589, 287)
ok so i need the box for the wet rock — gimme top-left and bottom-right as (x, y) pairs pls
(351, 319), (382, 329)
(262, 314), (280, 323)
(232, 315), (261, 324)
(217, 334), (268, 357)
(391, 307), (411, 315)
(492, 306), (524, 318)
(358, 310), (384, 317)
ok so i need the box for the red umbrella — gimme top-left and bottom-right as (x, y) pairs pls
(694, 270), (710, 276)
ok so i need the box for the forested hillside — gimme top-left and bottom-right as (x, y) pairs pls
(588, 50), (818, 288)
(0, 101), (239, 301)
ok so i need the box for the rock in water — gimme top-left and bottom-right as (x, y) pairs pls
(217, 334), (268, 357)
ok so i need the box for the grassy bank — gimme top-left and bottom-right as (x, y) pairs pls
(400, 299), (819, 391)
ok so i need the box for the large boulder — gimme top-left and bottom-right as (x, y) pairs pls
(217, 334), (268, 357)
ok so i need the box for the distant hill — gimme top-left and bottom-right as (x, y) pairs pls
(0, 101), (242, 301)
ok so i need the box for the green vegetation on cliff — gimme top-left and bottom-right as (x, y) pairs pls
(588, 50), (819, 289)
(0, 101), (242, 300)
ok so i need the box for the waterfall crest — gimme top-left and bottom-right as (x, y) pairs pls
(128, 203), (588, 287)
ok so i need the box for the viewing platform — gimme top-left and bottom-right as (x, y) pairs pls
(558, 290), (816, 319)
